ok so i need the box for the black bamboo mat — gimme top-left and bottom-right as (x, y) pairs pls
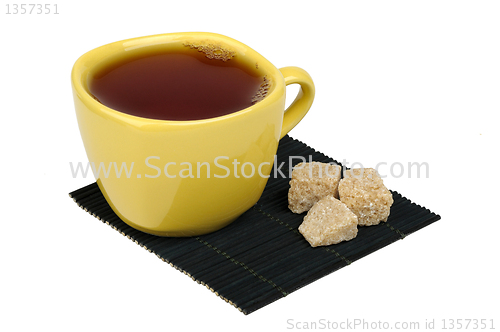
(69, 135), (440, 314)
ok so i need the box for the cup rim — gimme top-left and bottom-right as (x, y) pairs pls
(71, 32), (285, 126)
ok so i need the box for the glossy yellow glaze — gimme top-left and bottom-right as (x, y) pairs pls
(71, 32), (314, 236)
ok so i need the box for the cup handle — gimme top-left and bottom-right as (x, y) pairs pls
(278, 66), (315, 139)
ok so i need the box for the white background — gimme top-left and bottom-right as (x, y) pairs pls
(1, 1), (499, 331)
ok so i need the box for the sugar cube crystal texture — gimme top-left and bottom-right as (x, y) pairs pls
(298, 196), (358, 247)
(338, 168), (394, 226)
(288, 162), (341, 214)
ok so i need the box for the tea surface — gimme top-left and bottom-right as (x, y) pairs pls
(90, 49), (265, 120)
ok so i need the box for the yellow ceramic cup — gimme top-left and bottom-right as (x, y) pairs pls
(72, 32), (314, 236)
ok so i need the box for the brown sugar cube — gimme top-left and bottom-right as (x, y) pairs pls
(338, 168), (394, 226)
(288, 162), (341, 214)
(298, 196), (358, 247)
